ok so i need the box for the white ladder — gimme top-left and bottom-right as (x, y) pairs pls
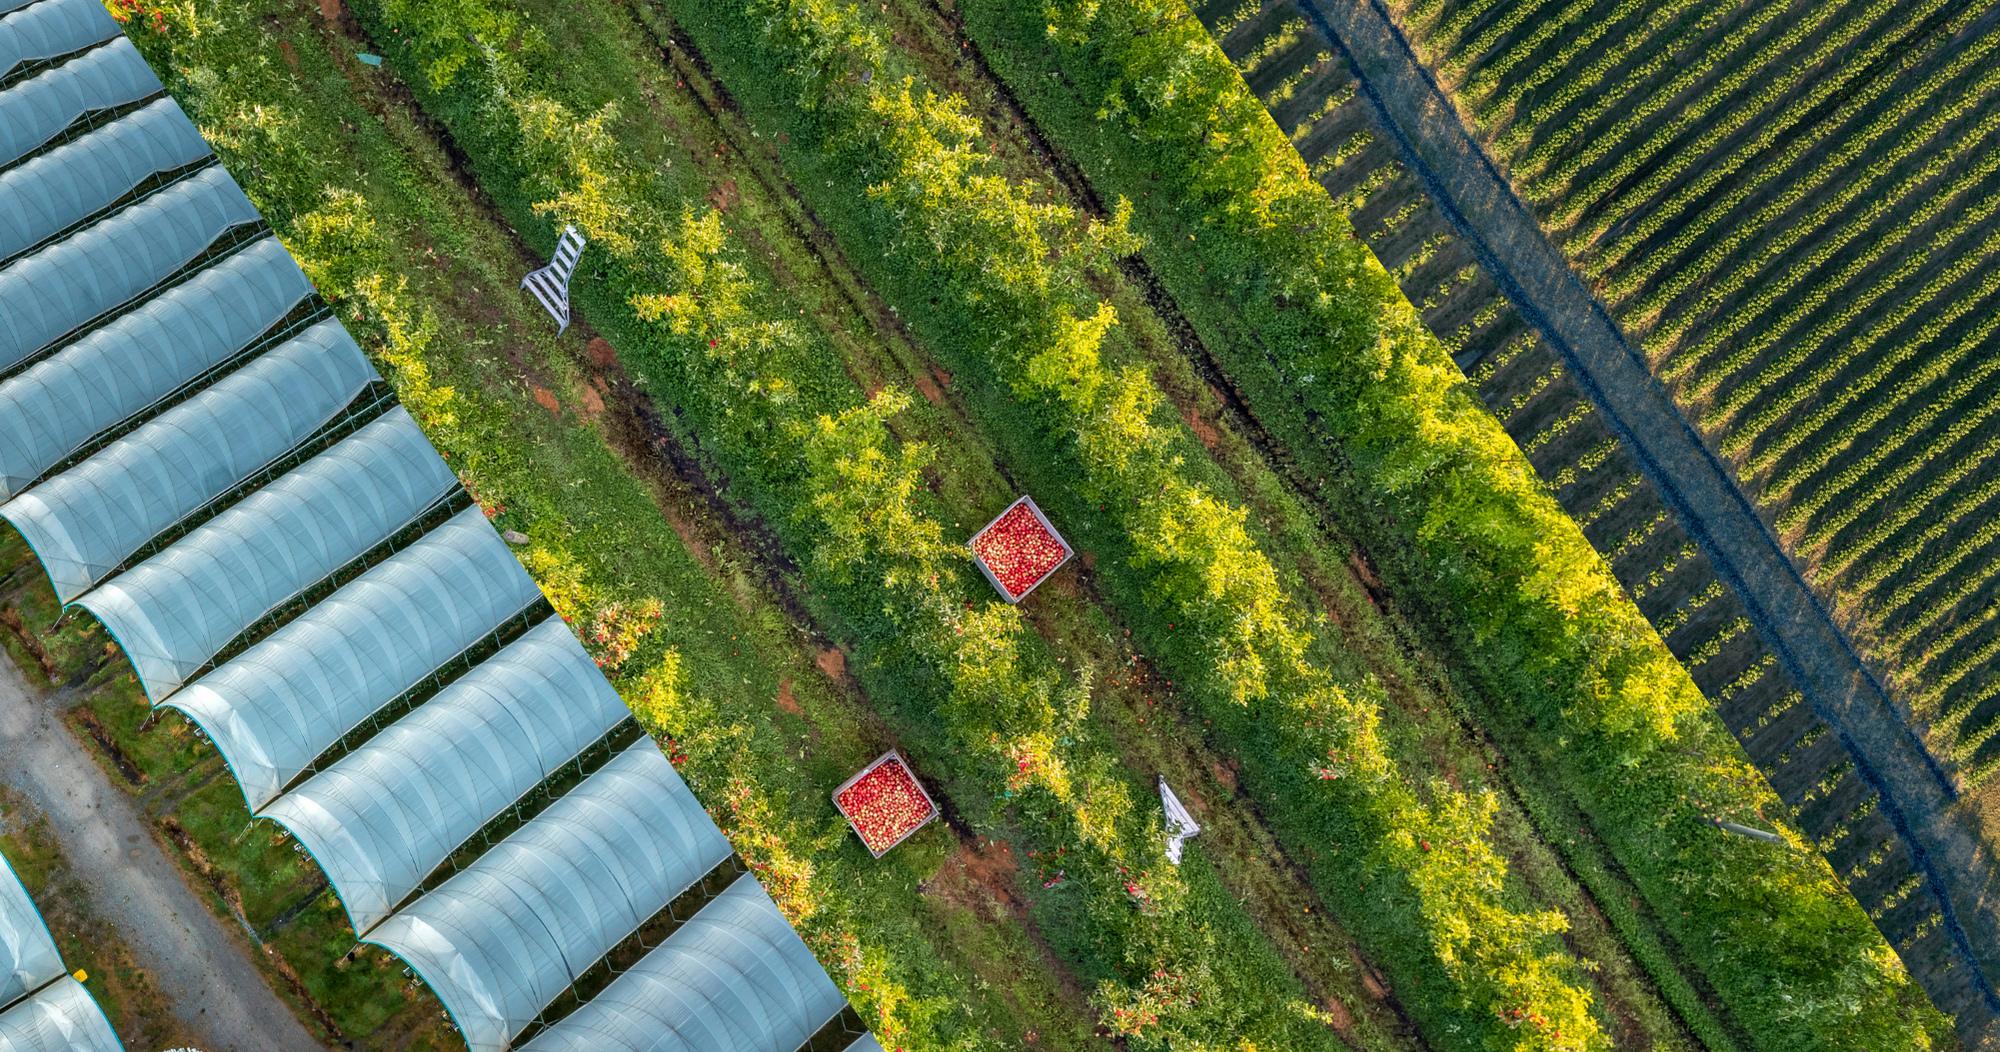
(1160, 777), (1202, 864)
(521, 224), (586, 334)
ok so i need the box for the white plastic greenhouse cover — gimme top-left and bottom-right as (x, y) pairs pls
(0, 14), (877, 1044)
(169, 505), (543, 811)
(0, 165), (257, 371)
(1, 320), (376, 602)
(0, 97), (209, 260)
(0, 39), (160, 168)
(0, 236), (312, 500)
(77, 407), (456, 701)
(367, 741), (731, 1052)
(0, 976), (120, 1052)
(0, 852), (60, 1012)
(844, 1034), (886, 1052)
(0, 0), (117, 82)
(263, 618), (631, 935)
(519, 874), (847, 1052)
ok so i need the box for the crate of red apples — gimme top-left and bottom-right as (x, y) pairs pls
(832, 750), (939, 857)
(968, 495), (1072, 603)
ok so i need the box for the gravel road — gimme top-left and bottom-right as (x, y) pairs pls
(1287, 0), (2000, 1043)
(0, 656), (325, 1052)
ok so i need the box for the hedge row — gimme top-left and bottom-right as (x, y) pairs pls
(963, 2), (1952, 1050)
(360, 2), (1346, 1047)
(657, 1), (1620, 1048)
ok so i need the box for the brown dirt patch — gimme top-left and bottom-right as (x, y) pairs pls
(1175, 777), (1209, 816)
(815, 647), (847, 679)
(1180, 404), (1221, 450)
(588, 337), (619, 367)
(0, 606), (57, 682)
(1353, 947), (1391, 999)
(933, 836), (1024, 916)
(658, 501), (717, 574)
(913, 371), (944, 404)
(316, 0), (344, 20)
(578, 379), (606, 422)
(1212, 758), (1238, 791)
(775, 678), (803, 716)
(532, 387), (560, 415)
(707, 179), (740, 211)
(279, 40), (298, 71)
(1322, 995), (1355, 1039)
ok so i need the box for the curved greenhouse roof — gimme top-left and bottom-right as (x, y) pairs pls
(263, 618), (631, 934)
(0, 236), (312, 500)
(0, 97), (209, 263)
(0, 0), (117, 82)
(366, 741), (732, 1052)
(0, 976), (120, 1052)
(0, 38), (159, 168)
(168, 505), (543, 810)
(520, 874), (847, 1052)
(0, 846), (59, 1012)
(2, 320), (375, 602)
(0, 18), (875, 1050)
(0, 165), (258, 372)
(0, 853), (118, 1052)
(76, 407), (456, 701)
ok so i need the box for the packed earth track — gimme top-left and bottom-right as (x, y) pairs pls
(0, 658), (321, 1052)
(33, 0), (1981, 1050)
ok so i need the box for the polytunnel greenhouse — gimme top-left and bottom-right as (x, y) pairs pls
(0, 1), (877, 1049)
(0, 849), (120, 1051)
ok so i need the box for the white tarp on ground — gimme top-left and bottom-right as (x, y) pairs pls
(167, 504), (542, 810)
(263, 618), (631, 935)
(0, 166), (257, 372)
(0, 97), (209, 262)
(0, 38), (159, 168)
(0, 854), (60, 1013)
(367, 741), (731, 1052)
(76, 407), (456, 701)
(0, 0), (118, 82)
(3, 320), (375, 602)
(520, 873), (846, 1052)
(0, 976), (121, 1052)
(0, 237), (312, 500)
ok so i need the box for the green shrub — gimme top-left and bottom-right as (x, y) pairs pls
(981, 2), (1951, 1049)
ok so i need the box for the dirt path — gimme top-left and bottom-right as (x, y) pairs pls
(1288, 0), (2000, 1040)
(0, 659), (323, 1052)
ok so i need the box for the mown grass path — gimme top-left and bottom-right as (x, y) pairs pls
(0, 657), (322, 1051)
(1288, 0), (2000, 1041)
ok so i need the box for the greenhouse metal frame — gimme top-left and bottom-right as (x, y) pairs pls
(0, 845), (121, 1051)
(0, 1), (874, 1048)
